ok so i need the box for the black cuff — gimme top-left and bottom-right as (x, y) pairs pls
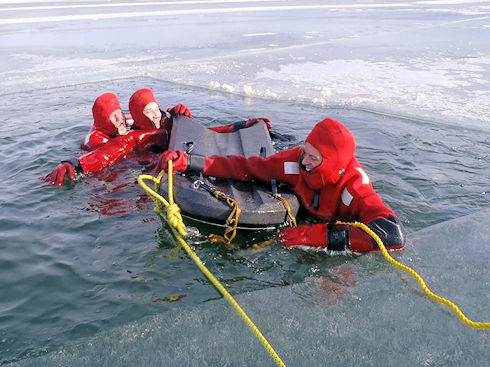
(61, 158), (83, 174)
(232, 120), (247, 131)
(367, 214), (406, 249)
(187, 154), (205, 172)
(163, 109), (172, 119)
(327, 227), (350, 251)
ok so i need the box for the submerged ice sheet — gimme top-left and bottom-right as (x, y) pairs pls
(12, 208), (490, 366)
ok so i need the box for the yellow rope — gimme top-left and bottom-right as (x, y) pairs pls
(336, 221), (490, 329)
(250, 194), (297, 249)
(208, 190), (241, 248)
(273, 194), (297, 228)
(253, 239), (275, 249)
(171, 230), (286, 366)
(138, 165), (286, 367)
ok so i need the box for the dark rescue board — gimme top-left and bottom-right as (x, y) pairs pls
(159, 116), (300, 229)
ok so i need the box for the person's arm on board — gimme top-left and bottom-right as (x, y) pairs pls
(209, 118), (272, 133)
(155, 147), (299, 186)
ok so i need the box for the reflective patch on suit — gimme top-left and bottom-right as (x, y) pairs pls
(102, 137), (108, 143)
(341, 188), (354, 206)
(356, 167), (370, 184)
(284, 162), (300, 175)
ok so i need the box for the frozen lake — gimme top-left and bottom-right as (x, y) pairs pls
(1, 0), (489, 130)
(0, 1), (489, 365)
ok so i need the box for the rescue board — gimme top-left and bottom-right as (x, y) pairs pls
(159, 116), (300, 229)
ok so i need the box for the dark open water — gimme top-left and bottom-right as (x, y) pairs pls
(0, 78), (488, 365)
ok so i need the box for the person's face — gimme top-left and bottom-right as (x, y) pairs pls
(302, 142), (323, 171)
(109, 109), (127, 135)
(143, 102), (162, 129)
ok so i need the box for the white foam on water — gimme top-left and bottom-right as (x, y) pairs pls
(250, 57), (489, 126)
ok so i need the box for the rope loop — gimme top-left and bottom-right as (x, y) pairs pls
(209, 190), (242, 246)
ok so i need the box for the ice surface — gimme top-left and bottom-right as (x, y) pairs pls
(0, 0), (489, 130)
(13, 208), (490, 366)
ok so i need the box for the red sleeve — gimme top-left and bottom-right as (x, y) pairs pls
(79, 130), (159, 173)
(337, 161), (401, 252)
(351, 186), (393, 224)
(209, 124), (236, 133)
(80, 128), (110, 152)
(203, 147), (301, 186)
(338, 160), (393, 223)
(209, 118), (272, 134)
(133, 129), (169, 153)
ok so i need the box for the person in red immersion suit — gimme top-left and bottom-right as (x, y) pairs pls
(43, 88), (271, 186)
(156, 118), (406, 253)
(80, 92), (130, 152)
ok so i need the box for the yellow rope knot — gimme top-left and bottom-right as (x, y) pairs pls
(166, 202), (188, 237)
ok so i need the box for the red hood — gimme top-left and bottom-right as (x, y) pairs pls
(302, 118), (356, 189)
(129, 88), (158, 130)
(92, 92), (122, 137)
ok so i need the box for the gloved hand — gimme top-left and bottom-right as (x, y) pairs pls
(277, 223), (327, 248)
(245, 117), (272, 132)
(167, 103), (193, 119)
(155, 150), (189, 174)
(42, 162), (76, 186)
